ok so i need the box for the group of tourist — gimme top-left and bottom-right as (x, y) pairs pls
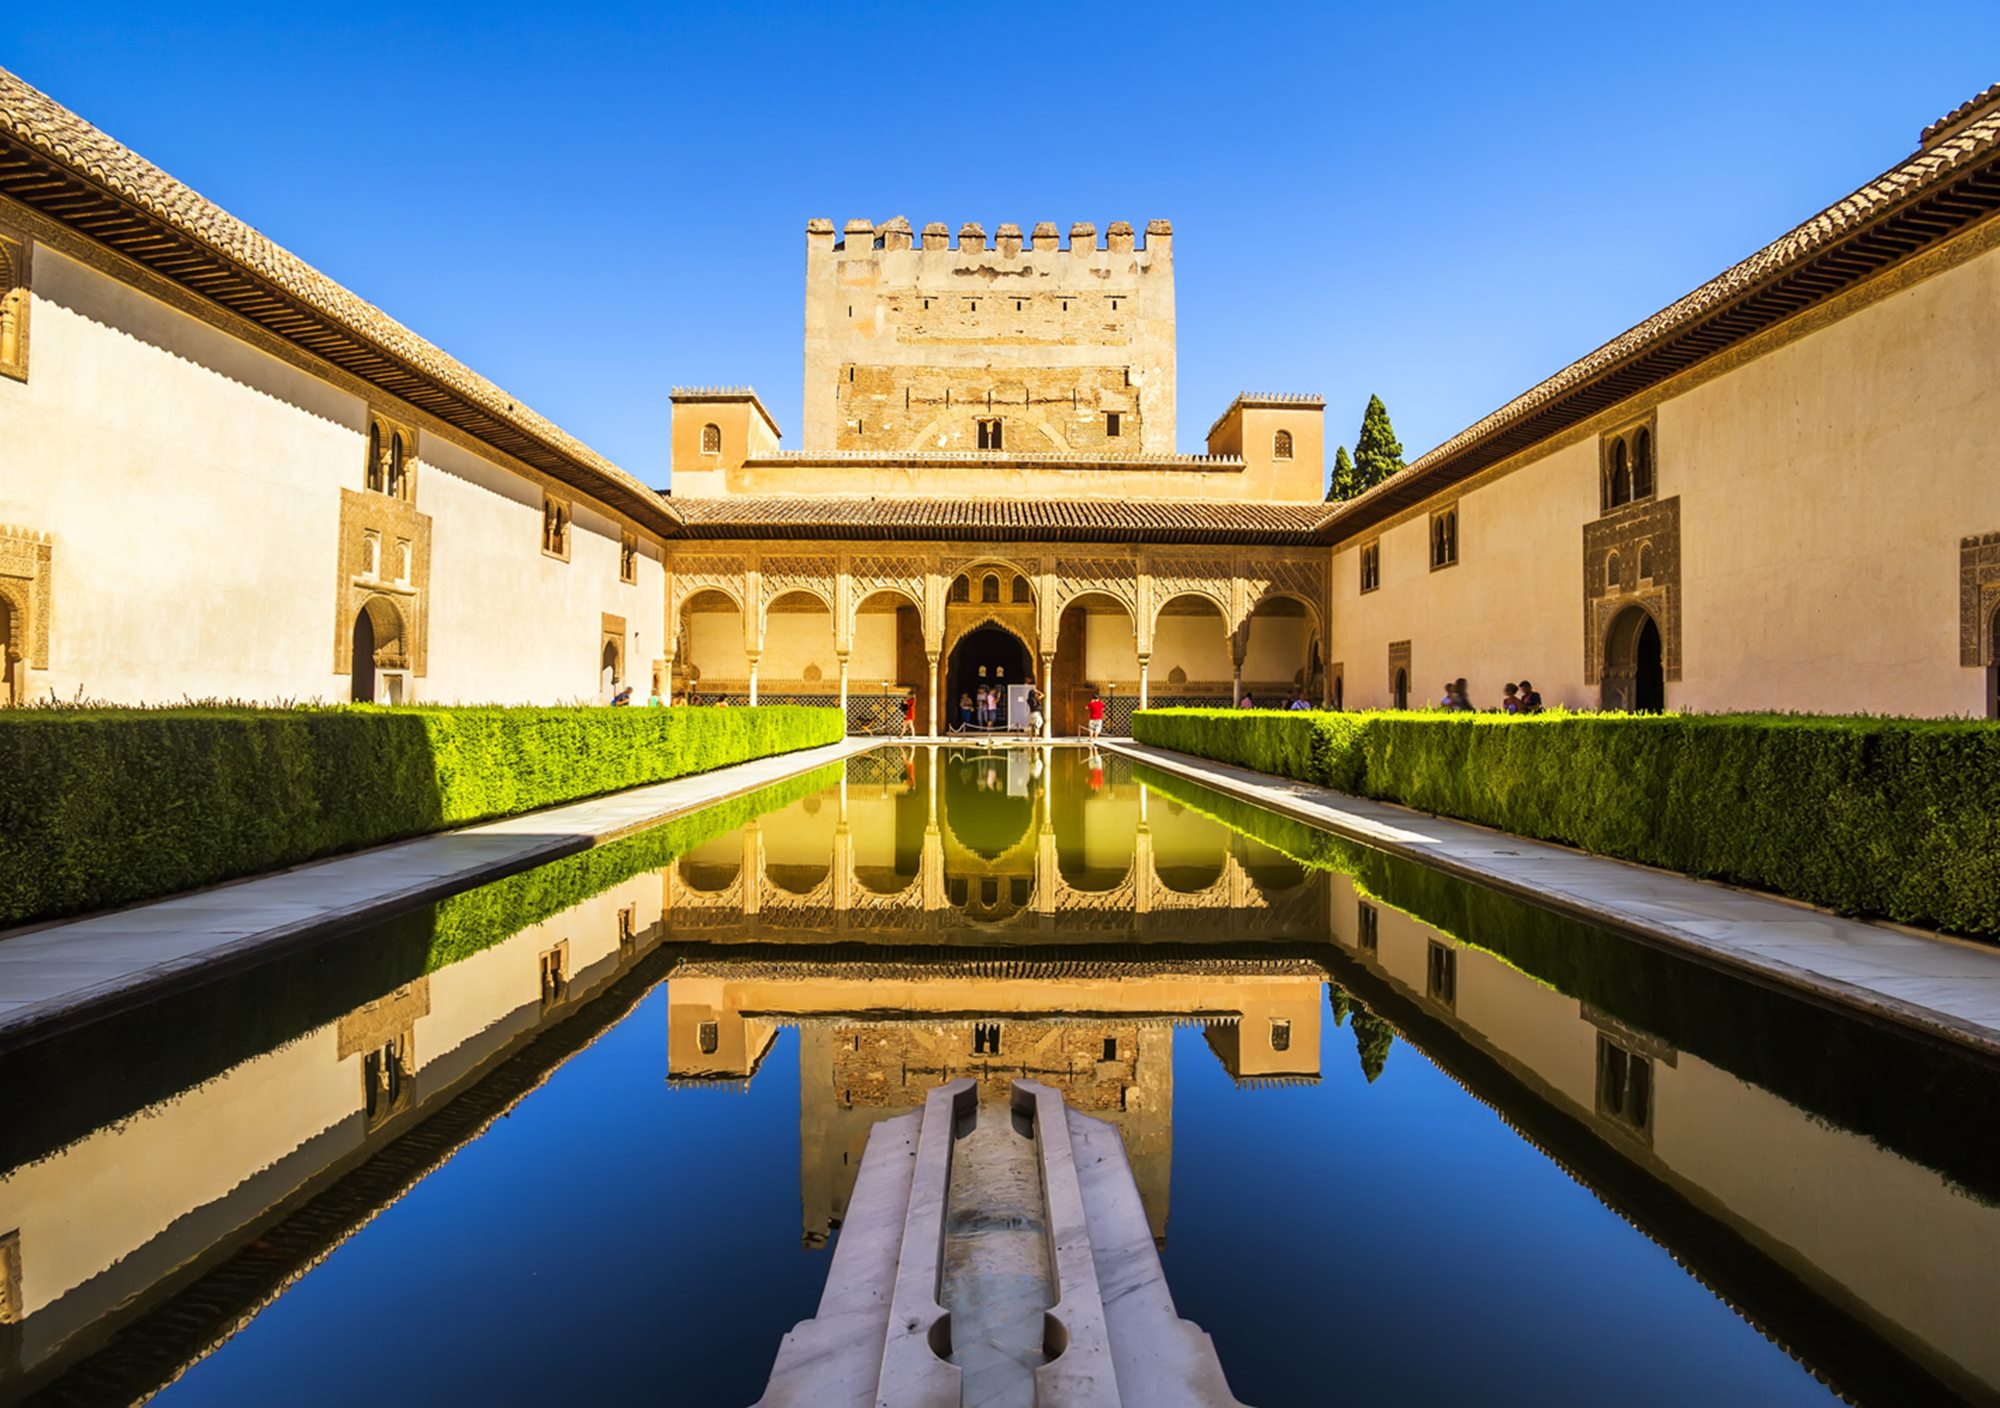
(1436, 678), (1544, 712)
(1235, 690), (1318, 710)
(951, 682), (1047, 735)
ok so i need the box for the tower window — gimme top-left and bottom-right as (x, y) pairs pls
(1270, 1019), (1292, 1052)
(700, 422), (722, 454)
(1273, 429), (1294, 460)
(1106, 411), (1121, 437)
(977, 418), (1004, 450)
(974, 1022), (1002, 1055)
(1102, 1036), (1118, 1061)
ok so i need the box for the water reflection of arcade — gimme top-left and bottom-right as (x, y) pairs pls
(663, 747), (1327, 944)
(664, 960), (1326, 1249)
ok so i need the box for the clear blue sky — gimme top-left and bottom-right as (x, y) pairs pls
(13, 4), (1999, 487)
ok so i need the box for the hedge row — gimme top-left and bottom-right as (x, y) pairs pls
(1132, 708), (2000, 937)
(0, 704), (843, 927)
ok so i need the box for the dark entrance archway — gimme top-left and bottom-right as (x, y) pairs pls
(1988, 605), (1999, 720)
(946, 623), (1033, 732)
(350, 609), (376, 702)
(1392, 667), (1408, 710)
(1602, 604), (1665, 712)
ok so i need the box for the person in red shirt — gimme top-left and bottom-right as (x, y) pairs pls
(1086, 692), (1106, 739)
(901, 693), (917, 737)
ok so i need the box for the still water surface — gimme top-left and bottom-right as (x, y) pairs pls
(3, 746), (1997, 1406)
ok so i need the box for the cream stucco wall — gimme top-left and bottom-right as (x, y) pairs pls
(1329, 231), (2000, 716)
(0, 240), (666, 706)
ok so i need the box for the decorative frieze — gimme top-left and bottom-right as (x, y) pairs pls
(1959, 531), (2000, 666)
(1582, 495), (1681, 684)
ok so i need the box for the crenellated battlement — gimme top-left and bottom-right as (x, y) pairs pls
(809, 217), (1172, 255)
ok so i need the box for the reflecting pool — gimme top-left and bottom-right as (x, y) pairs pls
(3, 745), (1997, 1406)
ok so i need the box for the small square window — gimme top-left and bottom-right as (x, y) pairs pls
(539, 942), (570, 1008)
(698, 1020), (720, 1055)
(1270, 1019), (1292, 1052)
(1102, 1036), (1118, 1061)
(1426, 941), (1456, 1007)
(1357, 901), (1379, 952)
(1106, 411), (1121, 438)
(1596, 1034), (1653, 1135)
(977, 418), (1004, 451)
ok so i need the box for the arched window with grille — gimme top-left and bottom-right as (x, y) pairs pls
(1273, 428), (1294, 460)
(1010, 575), (1030, 604)
(1609, 438), (1632, 507)
(387, 432), (406, 498)
(366, 422), (384, 492)
(1633, 426), (1654, 498)
(1606, 551), (1622, 590)
(700, 423), (722, 454)
(981, 574), (1001, 603)
(950, 575), (970, 603)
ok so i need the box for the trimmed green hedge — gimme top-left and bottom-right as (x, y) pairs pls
(1133, 708), (2000, 937)
(0, 704), (842, 927)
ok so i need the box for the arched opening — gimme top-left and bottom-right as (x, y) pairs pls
(365, 423), (383, 492)
(1988, 605), (1999, 721)
(1239, 595), (1320, 704)
(763, 590), (837, 704)
(950, 575), (970, 603)
(947, 623), (1033, 732)
(1051, 592), (1137, 736)
(1010, 575), (1031, 604)
(1152, 592), (1232, 705)
(852, 589), (926, 734)
(0, 594), (16, 706)
(700, 422), (722, 454)
(1393, 667), (1409, 710)
(1606, 552), (1622, 591)
(1273, 428), (1294, 460)
(981, 573), (1001, 604)
(1609, 438), (1631, 506)
(601, 638), (622, 699)
(351, 608), (375, 701)
(1602, 604), (1665, 712)
(1633, 427), (1654, 498)
(676, 588), (746, 704)
(387, 432), (406, 498)
(1333, 673), (1344, 710)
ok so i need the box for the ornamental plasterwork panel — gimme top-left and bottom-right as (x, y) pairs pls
(1959, 531), (2000, 666)
(670, 555), (748, 619)
(941, 553), (1041, 583)
(847, 554), (928, 618)
(1388, 639), (1412, 692)
(1147, 557), (1233, 623)
(758, 555), (837, 616)
(1582, 496), (1682, 684)
(1239, 558), (1326, 624)
(333, 490), (431, 678)
(0, 524), (53, 670)
(1053, 557), (1139, 617)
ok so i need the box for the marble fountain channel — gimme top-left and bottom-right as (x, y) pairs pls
(757, 1079), (1244, 1408)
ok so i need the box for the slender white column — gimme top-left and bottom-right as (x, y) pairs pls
(748, 654), (760, 707)
(1138, 655), (1150, 710)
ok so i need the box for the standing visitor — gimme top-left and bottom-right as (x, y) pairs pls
(1439, 681), (1457, 709)
(958, 691), (974, 730)
(1452, 678), (1473, 711)
(901, 693), (917, 737)
(1087, 692), (1105, 739)
(1028, 683), (1045, 736)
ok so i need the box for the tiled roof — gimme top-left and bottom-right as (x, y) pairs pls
(1321, 81), (2000, 543)
(671, 496), (1336, 543)
(1205, 391), (1325, 441)
(0, 66), (680, 536)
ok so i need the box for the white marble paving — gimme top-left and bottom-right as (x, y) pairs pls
(1108, 741), (2000, 1058)
(0, 737), (876, 1049)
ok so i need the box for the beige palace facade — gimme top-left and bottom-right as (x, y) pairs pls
(2, 65), (1999, 723)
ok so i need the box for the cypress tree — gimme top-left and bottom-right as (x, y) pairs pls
(1325, 445), (1361, 502)
(1352, 1006), (1394, 1084)
(1351, 394), (1406, 491)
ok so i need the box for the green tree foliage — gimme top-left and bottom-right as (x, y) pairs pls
(1325, 445), (1361, 502)
(1351, 394), (1406, 492)
(0, 704), (844, 926)
(1327, 983), (1352, 1027)
(1132, 707), (2000, 937)
(1352, 1006), (1395, 1083)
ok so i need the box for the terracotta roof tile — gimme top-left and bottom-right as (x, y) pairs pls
(671, 496), (1335, 543)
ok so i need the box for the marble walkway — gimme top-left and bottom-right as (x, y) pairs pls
(0, 736), (879, 1052)
(1105, 740), (2000, 1060)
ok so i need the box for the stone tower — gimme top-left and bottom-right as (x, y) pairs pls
(801, 217), (1176, 456)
